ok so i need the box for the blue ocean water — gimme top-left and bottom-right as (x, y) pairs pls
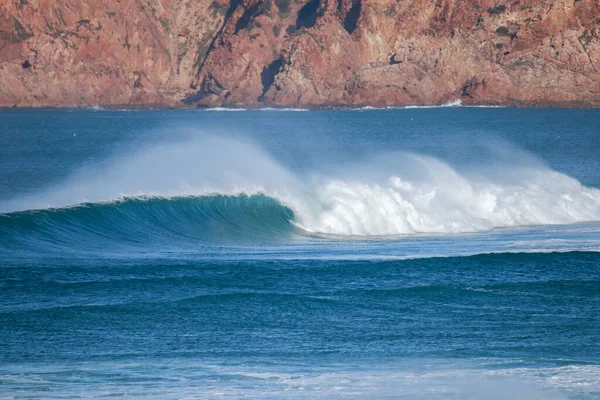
(1, 107), (599, 399)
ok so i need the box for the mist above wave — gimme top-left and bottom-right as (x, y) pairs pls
(3, 132), (600, 236)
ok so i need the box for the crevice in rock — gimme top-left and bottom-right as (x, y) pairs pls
(209, 0), (243, 49)
(224, 0), (243, 19)
(235, 1), (263, 34)
(186, 0), (242, 102)
(258, 56), (284, 101)
(183, 74), (225, 104)
(296, 0), (320, 29)
(461, 77), (484, 98)
(461, 79), (474, 98)
(487, 5), (506, 15)
(343, 0), (361, 34)
(12, 17), (33, 43)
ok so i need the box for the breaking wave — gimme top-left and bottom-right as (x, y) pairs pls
(2, 135), (600, 239)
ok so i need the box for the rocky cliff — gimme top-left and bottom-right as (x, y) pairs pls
(1, 0), (599, 107)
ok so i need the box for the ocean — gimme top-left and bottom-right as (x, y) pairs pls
(1, 107), (599, 399)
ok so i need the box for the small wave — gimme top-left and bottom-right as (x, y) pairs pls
(198, 107), (308, 112)
(354, 100), (463, 111)
(258, 107), (309, 112)
(84, 106), (141, 112)
(470, 105), (505, 108)
(403, 99), (463, 109)
(442, 99), (463, 107)
(198, 107), (248, 112)
(359, 100), (504, 110)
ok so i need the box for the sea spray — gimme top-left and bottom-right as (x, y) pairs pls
(2, 134), (600, 236)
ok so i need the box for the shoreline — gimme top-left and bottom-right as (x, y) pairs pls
(1, 99), (600, 111)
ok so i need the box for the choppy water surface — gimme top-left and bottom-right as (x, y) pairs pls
(1, 107), (599, 399)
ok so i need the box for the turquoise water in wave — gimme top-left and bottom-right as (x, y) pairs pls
(1, 108), (599, 399)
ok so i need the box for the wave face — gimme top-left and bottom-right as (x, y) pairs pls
(2, 135), (600, 239)
(0, 195), (298, 253)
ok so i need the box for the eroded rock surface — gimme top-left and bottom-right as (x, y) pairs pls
(1, 0), (599, 107)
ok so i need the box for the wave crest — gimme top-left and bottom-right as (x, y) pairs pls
(2, 135), (600, 237)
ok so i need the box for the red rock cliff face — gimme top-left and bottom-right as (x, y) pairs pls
(1, 0), (599, 107)
(0, 0), (223, 106)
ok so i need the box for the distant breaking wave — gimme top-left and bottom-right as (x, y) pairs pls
(356, 99), (504, 110)
(259, 107), (309, 112)
(403, 99), (464, 109)
(2, 135), (600, 238)
(197, 107), (309, 112)
(198, 107), (248, 112)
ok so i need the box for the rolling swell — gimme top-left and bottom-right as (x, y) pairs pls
(0, 194), (298, 253)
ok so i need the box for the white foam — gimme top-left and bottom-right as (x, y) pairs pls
(403, 99), (463, 109)
(353, 100), (464, 111)
(199, 107), (248, 112)
(259, 107), (309, 112)
(293, 160), (600, 235)
(1, 360), (598, 399)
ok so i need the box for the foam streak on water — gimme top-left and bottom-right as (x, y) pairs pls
(2, 359), (598, 399)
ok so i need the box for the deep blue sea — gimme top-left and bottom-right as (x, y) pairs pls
(1, 107), (599, 399)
